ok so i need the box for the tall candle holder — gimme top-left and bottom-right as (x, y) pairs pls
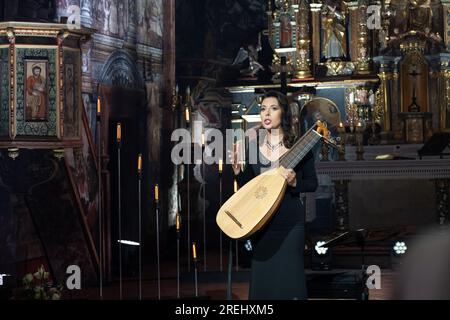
(201, 131), (207, 272)
(155, 184), (161, 300)
(218, 159), (223, 272)
(185, 87), (192, 272)
(355, 122), (365, 161)
(137, 154), (143, 300)
(96, 94), (103, 299)
(116, 122), (123, 300)
(192, 242), (198, 298)
(337, 122), (346, 161)
(176, 213), (181, 299)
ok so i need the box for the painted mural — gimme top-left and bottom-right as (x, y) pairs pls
(65, 109), (99, 230)
(92, 0), (128, 38)
(16, 48), (57, 137)
(137, 0), (163, 47)
(64, 49), (81, 139)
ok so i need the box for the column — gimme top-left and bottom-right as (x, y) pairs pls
(294, 0), (312, 78)
(310, 2), (322, 65)
(80, 0), (93, 28)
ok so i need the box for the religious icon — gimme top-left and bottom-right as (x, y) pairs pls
(279, 11), (292, 48)
(25, 60), (48, 121)
(321, 2), (347, 59)
(407, 0), (432, 32)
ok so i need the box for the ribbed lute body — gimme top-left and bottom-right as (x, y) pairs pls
(217, 127), (323, 239)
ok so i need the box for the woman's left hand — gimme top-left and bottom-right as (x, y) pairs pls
(281, 168), (297, 187)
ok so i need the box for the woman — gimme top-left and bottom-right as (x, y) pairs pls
(229, 91), (318, 300)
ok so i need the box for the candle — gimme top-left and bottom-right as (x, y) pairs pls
(218, 159), (223, 174)
(185, 106), (190, 123)
(97, 96), (101, 115)
(116, 123), (121, 143)
(176, 213), (181, 231)
(155, 184), (159, 202)
(192, 242), (197, 260)
(234, 179), (238, 193)
(201, 132), (205, 146)
(137, 154), (142, 173)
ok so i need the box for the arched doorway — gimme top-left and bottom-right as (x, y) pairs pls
(98, 50), (146, 281)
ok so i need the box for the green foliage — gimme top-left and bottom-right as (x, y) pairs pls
(17, 265), (63, 300)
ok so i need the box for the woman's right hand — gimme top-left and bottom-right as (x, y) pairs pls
(228, 142), (241, 176)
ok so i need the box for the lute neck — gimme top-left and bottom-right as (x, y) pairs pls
(279, 126), (322, 169)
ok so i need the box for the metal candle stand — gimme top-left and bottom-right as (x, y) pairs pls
(116, 123), (123, 300)
(96, 95), (103, 299)
(137, 154), (143, 300)
(155, 184), (161, 300)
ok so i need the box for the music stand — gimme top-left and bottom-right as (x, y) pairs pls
(418, 132), (450, 159)
(320, 229), (369, 300)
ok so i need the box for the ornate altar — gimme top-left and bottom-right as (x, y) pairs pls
(0, 22), (91, 155)
(373, 0), (450, 143)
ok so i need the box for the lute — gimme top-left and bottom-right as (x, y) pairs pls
(216, 121), (333, 239)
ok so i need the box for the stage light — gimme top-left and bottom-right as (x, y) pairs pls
(315, 241), (328, 255)
(393, 241), (407, 255)
(244, 240), (252, 251)
(118, 240), (140, 246)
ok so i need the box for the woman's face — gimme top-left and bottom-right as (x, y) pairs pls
(260, 96), (282, 130)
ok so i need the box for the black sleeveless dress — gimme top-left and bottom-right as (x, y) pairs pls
(236, 147), (318, 300)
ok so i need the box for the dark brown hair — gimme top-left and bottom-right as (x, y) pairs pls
(259, 90), (297, 148)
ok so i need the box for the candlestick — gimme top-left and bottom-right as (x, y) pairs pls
(192, 242), (197, 260)
(192, 242), (198, 298)
(185, 106), (190, 123)
(155, 185), (161, 300)
(116, 122), (121, 144)
(137, 153), (142, 300)
(218, 160), (223, 272)
(137, 154), (142, 175)
(176, 212), (181, 299)
(218, 159), (223, 174)
(355, 122), (365, 161)
(97, 96), (101, 116)
(97, 98), (103, 300)
(116, 122), (122, 300)
(337, 122), (346, 161)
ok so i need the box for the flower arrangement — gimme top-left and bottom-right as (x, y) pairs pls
(19, 265), (63, 300)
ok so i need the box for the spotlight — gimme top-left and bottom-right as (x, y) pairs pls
(312, 240), (332, 270)
(244, 240), (252, 251)
(315, 241), (329, 255)
(393, 241), (407, 255)
(118, 240), (140, 246)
